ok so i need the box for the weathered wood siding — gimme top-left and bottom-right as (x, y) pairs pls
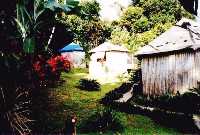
(141, 51), (200, 96)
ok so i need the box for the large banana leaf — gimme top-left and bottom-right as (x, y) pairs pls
(16, 0), (79, 54)
(45, 0), (79, 13)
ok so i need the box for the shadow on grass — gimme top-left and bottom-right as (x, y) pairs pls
(104, 102), (200, 134)
(149, 111), (198, 134)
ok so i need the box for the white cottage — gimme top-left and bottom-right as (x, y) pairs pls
(89, 42), (134, 82)
(136, 18), (200, 96)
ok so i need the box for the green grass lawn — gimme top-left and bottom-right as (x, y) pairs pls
(50, 68), (180, 135)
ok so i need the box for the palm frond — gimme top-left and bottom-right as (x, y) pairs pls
(14, 18), (27, 39)
(23, 7), (33, 24)
(34, 9), (45, 21)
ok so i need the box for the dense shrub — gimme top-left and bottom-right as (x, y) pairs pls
(79, 107), (126, 133)
(78, 79), (100, 91)
(130, 90), (200, 114)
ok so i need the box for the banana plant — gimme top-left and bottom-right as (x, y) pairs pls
(0, 0), (79, 134)
(15, 0), (79, 54)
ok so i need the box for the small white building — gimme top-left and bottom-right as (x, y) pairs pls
(89, 42), (134, 82)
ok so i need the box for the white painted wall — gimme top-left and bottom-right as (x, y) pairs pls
(89, 51), (133, 82)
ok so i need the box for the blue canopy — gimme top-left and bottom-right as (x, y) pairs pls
(60, 42), (83, 52)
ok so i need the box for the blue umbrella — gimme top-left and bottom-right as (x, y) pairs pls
(60, 42), (83, 52)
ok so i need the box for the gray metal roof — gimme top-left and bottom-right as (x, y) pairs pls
(135, 18), (200, 56)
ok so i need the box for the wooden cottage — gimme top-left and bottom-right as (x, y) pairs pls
(136, 18), (200, 96)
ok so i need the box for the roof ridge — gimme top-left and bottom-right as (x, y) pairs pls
(136, 18), (200, 56)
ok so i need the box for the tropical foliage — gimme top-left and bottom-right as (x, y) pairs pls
(0, 0), (78, 134)
(0, 0), (196, 134)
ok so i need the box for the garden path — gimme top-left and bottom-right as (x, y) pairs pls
(115, 87), (133, 102)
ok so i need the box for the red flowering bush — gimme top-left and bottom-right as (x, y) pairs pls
(47, 55), (71, 73)
(33, 55), (71, 83)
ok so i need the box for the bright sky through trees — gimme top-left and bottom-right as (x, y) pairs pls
(97, 0), (132, 22)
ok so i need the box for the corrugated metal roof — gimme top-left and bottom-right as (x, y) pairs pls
(135, 18), (200, 56)
(90, 42), (129, 53)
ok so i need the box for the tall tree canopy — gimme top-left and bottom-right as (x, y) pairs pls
(110, 0), (194, 52)
(59, 0), (111, 60)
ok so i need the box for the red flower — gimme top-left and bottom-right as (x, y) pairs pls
(47, 55), (71, 73)
(33, 61), (41, 72)
(33, 55), (71, 81)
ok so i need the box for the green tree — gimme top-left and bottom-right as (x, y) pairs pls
(119, 6), (144, 32)
(59, 0), (111, 65)
(110, 26), (131, 49)
(133, 16), (150, 33)
(111, 0), (194, 52)
(79, 20), (110, 50)
(79, 0), (100, 20)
